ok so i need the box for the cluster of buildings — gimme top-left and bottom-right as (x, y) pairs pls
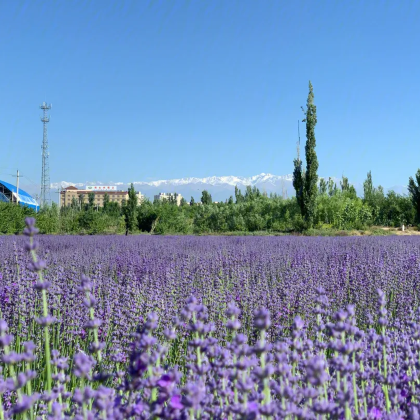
(60, 186), (184, 207)
(0, 180), (187, 211)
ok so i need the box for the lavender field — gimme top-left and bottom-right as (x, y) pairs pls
(1, 219), (420, 419)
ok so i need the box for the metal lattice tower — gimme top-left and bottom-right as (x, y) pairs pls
(40, 102), (52, 207)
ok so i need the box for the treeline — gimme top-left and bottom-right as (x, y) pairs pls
(0, 172), (419, 235)
(139, 172), (419, 234)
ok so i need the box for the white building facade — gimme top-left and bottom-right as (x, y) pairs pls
(154, 192), (183, 206)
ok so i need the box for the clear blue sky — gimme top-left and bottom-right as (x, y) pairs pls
(0, 0), (419, 194)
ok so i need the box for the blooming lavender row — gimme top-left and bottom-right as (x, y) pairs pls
(1, 231), (420, 347)
(0, 221), (420, 418)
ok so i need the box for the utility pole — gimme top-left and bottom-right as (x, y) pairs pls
(16, 170), (20, 205)
(12, 170), (23, 205)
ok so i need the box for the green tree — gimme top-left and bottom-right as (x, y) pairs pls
(201, 190), (212, 205)
(292, 148), (304, 215)
(103, 193), (110, 211)
(123, 183), (138, 235)
(348, 185), (357, 199)
(235, 186), (244, 204)
(244, 186), (261, 202)
(106, 201), (121, 218)
(37, 202), (60, 234)
(59, 205), (79, 233)
(137, 199), (158, 232)
(340, 176), (350, 192)
(327, 178), (335, 197)
(88, 192), (95, 209)
(0, 202), (35, 234)
(79, 193), (85, 210)
(319, 178), (327, 195)
(71, 197), (79, 209)
(190, 196), (195, 206)
(302, 81), (319, 227)
(168, 193), (178, 205)
(382, 191), (415, 227)
(180, 197), (187, 206)
(341, 176), (357, 199)
(363, 171), (374, 204)
(408, 169), (420, 223)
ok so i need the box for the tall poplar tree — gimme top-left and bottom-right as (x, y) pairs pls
(302, 81), (319, 226)
(293, 81), (319, 227)
(319, 178), (327, 195)
(327, 178), (335, 197)
(123, 183), (138, 235)
(340, 176), (350, 192)
(103, 193), (110, 212)
(292, 147), (304, 215)
(88, 192), (95, 209)
(234, 186), (244, 204)
(363, 171), (374, 204)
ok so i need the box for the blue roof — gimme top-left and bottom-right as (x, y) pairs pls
(0, 180), (39, 211)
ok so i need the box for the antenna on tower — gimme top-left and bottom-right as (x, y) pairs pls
(40, 101), (52, 207)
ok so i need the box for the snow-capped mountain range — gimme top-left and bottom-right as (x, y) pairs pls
(52, 173), (296, 202)
(135, 173), (294, 188)
(50, 173), (408, 203)
(54, 173), (293, 189)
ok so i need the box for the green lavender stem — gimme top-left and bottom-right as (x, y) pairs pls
(88, 301), (102, 363)
(381, 325), (391, 413)
(352, 351), (359, 416)
(30, 240), (52, 412)
(26, 360), (34, 420)
(192, 313), (202, 368)
(3, 343), (26, 420)
(260, 329), (271, 407)
(360, 361), (368, 417)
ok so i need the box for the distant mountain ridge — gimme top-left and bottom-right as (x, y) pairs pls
(133, 173), (294, 188)
(52, 173), (295, 202)
(51, 173), (408, 203)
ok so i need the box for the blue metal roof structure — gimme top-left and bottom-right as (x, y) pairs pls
(0, 180), (39, 211)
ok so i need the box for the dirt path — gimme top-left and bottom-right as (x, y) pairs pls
(379, 227), (420, 235)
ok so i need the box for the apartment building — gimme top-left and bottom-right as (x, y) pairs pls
(60, 186), (144, 208)
(154, 192), (183, 206)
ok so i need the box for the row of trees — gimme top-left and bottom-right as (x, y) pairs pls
(0, 172), (418, 235)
